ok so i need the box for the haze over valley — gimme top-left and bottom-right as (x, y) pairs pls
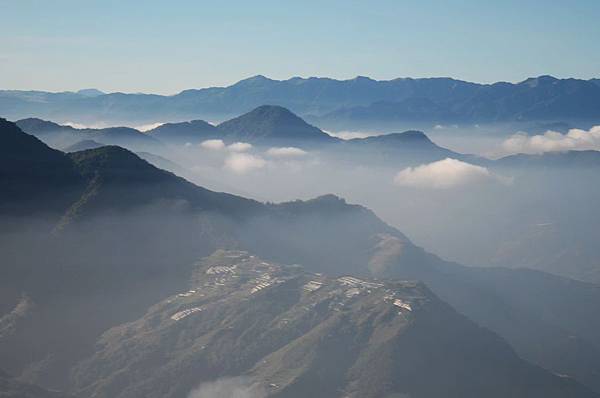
(2, 1), (600, 397)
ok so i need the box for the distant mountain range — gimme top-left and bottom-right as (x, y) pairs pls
(14, 104), (600, 181)
(2, 75), (600, 128)
(15, 105), (470, 169)
(18, 104), (600, 173)
(2, 118), (600, 396)
(15, 118), (162, 152)
(496, 150), (600, 168)
(140, 105), (335, 147)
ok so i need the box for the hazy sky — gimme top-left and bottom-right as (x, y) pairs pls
(2, 0), (599, 94)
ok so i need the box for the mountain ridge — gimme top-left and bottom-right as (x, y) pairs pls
(14, 118), (162, 152)
(18, 107), (466, 166)
(4, 75), (600, 126)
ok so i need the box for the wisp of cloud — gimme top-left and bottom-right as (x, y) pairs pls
(201, 139), (226, 150)
(187, 377), (266, 398)
(228, 142), (253, 152)
(393, 158), (494, 189)
(502, 126), (600, 155)
(266, 147), (307, 157)
(224, 153), (266, 174)
(324, 130), (383, 140)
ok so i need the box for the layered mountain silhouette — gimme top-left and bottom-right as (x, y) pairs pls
(63, 139), (104, 152)
(2, 119), (600, 396)
(334, 130), (473, 165)
(496, 150), (600, 168)
(3, 75), (600, 127)
(9, 108), (600, 287)
(15, 118), (162, 152)
(18, 106), (467, 167)
(144, 105), (335, 147)
(319, 75), (600, 128)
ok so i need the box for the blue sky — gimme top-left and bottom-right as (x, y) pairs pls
(1, 0), (599, 93)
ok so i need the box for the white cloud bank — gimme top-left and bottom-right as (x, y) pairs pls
(201, 140), (254, 152)
(324, 130), (383, 140)
(188, 376), (265, 398)
(266, 147), (307, 158)
(501, 126), (600, 155)
(62, 121), (166, 131)
(201, 139), (226, 150)
(394, 158), (496, 189)
(63, 121), (89, 129)
(227, 142), (253, 152)
(224, 153), (266, 174)
(135, 122), (164, 132)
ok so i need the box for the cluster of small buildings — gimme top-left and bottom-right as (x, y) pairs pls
(337, 276), (384, 290)
(206, 265), (237, 275)
(251, 273), (278, 294)
(303, 280), (323, 292)
(393, 298), (412, 312)
(171, 307), (203, 321)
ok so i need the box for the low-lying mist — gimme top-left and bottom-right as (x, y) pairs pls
(20, 117), (600, 284)
(188, 377), (266, 398)
(137, 132), (600, 283)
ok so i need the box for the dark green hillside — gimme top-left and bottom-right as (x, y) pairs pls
(0, 118), (83, 214)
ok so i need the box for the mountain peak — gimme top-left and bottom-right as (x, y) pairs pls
(76, 88), (105, 97)
(350, 130), (433, 145)
(67, 146), (168, 187)
(0, 118), (68, 163)
(245, 104), (298, 119)
(147, 119), (219, 144)
(393, 130), (431, 140)
(300, 194), (348, 209)
(248, 74), (270, 80)
(520, 75), (559, 87)
(0, 119), (83, 210)
(152, 119), (216, 131)
(217, 105), (333, 144)
(311, 193), (346, 203)
(16, 118), (66, 133)
(69, 145), (153, 172)
(352, 75), (375, 82)
(233, 75), (274, 86)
